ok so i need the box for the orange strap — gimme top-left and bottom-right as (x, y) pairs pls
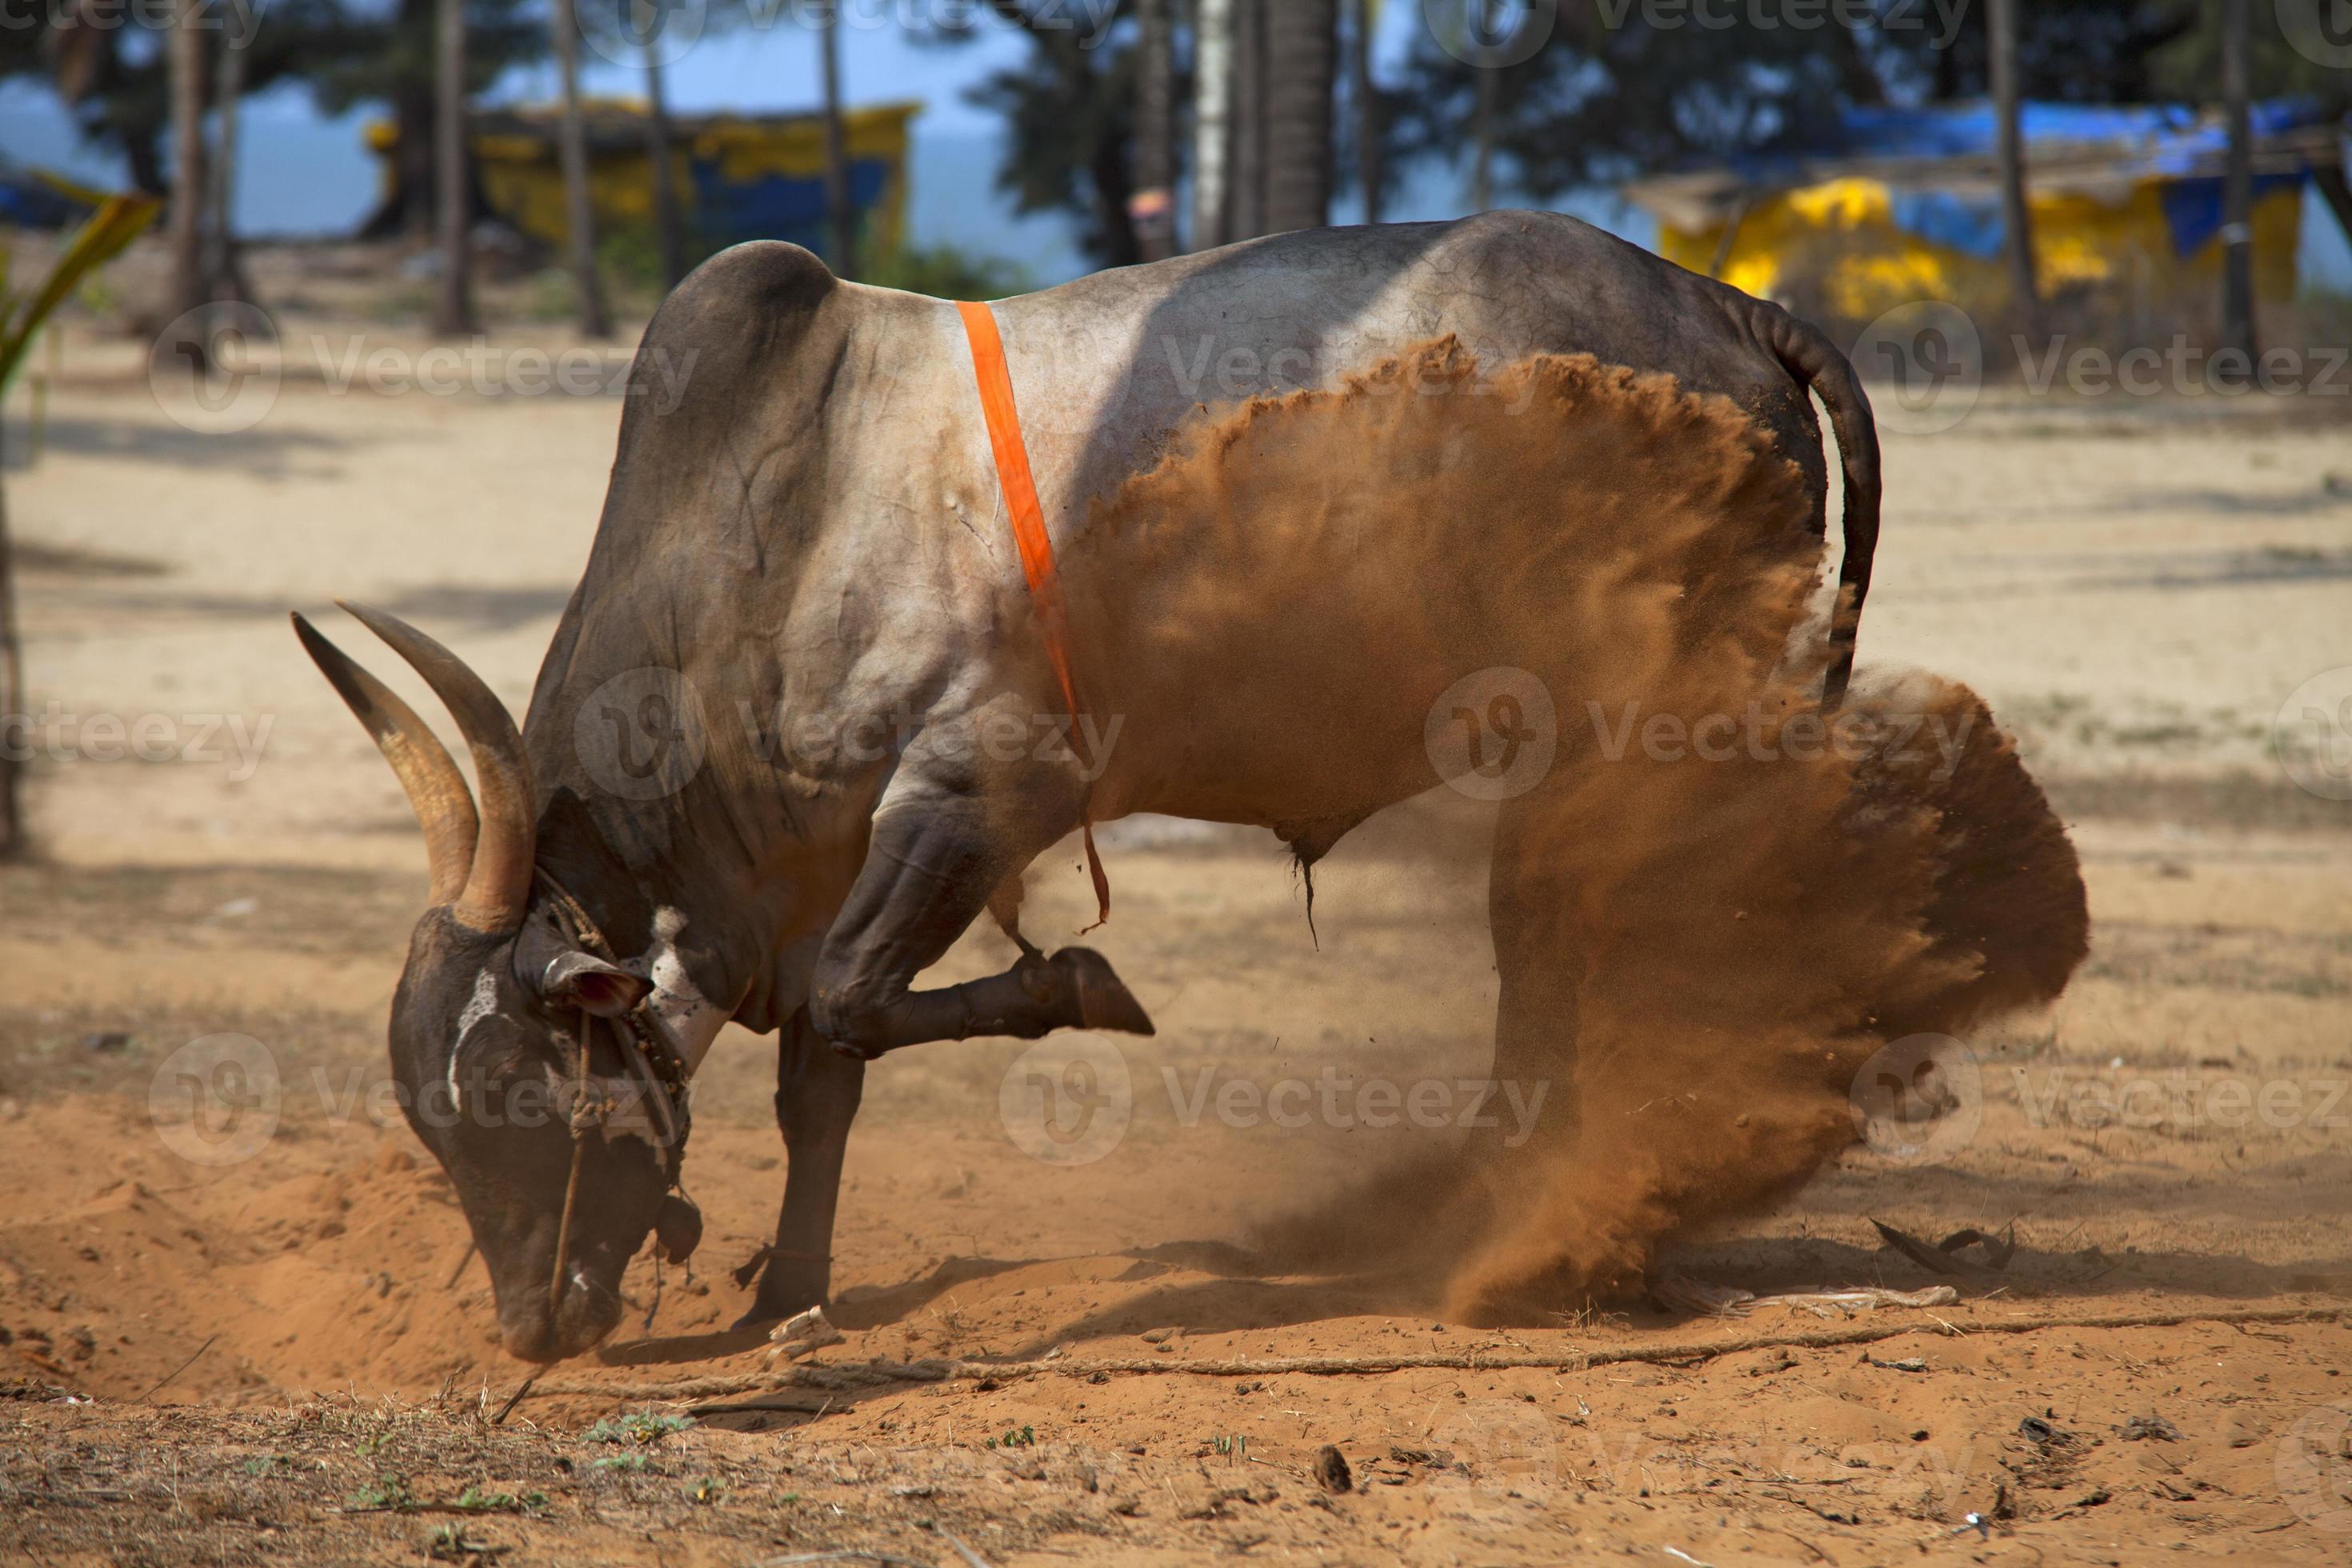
(956, 300), (1110, 929)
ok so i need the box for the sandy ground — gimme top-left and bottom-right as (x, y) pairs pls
(1, 310), (2349, 1566)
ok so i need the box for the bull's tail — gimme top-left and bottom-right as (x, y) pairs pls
(1749, 303), (1881, 709)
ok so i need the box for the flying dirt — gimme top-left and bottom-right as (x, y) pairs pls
(1060, 341), (2090, 1317)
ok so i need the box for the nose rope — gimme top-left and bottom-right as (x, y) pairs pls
(546, 1007), (597, 1312)
(531, 866), (693, 1318)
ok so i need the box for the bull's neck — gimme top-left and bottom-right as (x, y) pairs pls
(522, 622), (808, 1062)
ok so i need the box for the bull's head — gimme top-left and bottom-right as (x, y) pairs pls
(294, 602), (695, 1362)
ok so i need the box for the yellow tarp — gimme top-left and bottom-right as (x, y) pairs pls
(1660, 174), (2304, 320)
(367, 102), (921, 260)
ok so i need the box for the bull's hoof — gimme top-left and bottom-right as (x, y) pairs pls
(1053, 946), (1155, 1036)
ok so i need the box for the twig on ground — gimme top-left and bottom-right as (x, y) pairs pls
(138, 1334), (218, 1402)
(446, 1244), (479, 1290)
(519, 1305), (2339, 1404)
(755, 1553), (935, 1567)
(490, 1374), (538, 1426)
(937, 1529), (995, 1568)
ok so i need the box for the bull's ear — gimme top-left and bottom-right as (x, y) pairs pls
(541, 950), (650, 1018)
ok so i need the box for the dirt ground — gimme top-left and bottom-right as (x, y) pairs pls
(1, 302), (2349, 1566)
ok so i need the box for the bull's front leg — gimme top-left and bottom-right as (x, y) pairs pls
(734, 1007), (863, 1328)
(808, 793), (1154, 1059)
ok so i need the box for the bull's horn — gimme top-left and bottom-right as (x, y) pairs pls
(292, 612), (480, 906)
(334, 602), (537, 934)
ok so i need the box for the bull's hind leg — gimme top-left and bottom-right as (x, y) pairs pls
(808, 788), (1154, 1059)
(1483, 792), (1581, 1153)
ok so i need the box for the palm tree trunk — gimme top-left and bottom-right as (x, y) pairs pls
(1133, 0), (1176, 259)
(1230, 0), (1265, 240)
(2219, 0), (2255, 360)
(433, 0), (474, 335)
(204, 5), (250, 304)
(1471, 50), (1495, 211)
(1989, 0), (2040, 336)
(643, 43), (684, 290)
(166, 0), (207, 322)
(818, 2), (854, 276)
(1351, 0), (1380, 225)
(1193, 0), (1233, 249)
(552, 0), (610, 338)
(0, 418), (23, 861)
(1262, 0), (1334, 234)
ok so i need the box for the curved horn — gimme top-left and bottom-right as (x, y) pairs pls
(336, 602), (537, 934)
(292, 612), (480, 905)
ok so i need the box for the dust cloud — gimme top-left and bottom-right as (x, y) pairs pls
(1065, 342), (2089, 1321)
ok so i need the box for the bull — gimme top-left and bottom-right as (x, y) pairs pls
(295, 213), (1878, 1362)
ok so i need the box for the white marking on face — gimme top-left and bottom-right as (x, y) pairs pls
(629, 906), (727, 1074)
(449, 966), (499, 1104)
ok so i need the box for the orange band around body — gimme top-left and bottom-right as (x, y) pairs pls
(955, 299), (1110, 927)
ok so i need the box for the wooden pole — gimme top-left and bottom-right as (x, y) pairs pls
(552, 0), (611, 337)
(1989, 0), (2041, 335)
(818, 1), (854, 276)
(643, 42), (684, 290)
(1352, 0), (1380, 225)
(1193, 0), (1234, 249)
(1134, 0), (1177, 258)
(2220, 0), (2256, 360)
(433, 0), (474, 335)
(166, 0), (207, 323)
(1262, 0), (1336, 235)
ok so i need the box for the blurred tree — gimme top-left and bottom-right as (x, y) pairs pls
(935, 2), (1149, 268)
(305, 0), (542, 240)
(166, 0), (208, 322)
(550, 0), (611, 335)
(432, 0), (474, 332)
(1193, 0), (1234, 247)
(1391, 1), (2348, 201)
(1133, 0), (1178, 258)
(817, 1), (854, 275)
(1990, 0), (2041, 332)
(1264, 0), (1337, 232)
